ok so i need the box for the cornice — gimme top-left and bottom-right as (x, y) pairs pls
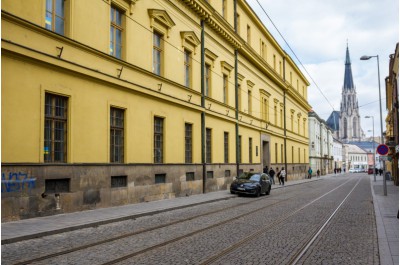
(180, 0), (241, 49)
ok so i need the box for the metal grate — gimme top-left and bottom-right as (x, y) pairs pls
(111, 176), (127, 188)
(45, 178), (70, 193)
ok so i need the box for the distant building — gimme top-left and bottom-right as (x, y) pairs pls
(309, 111), (333, 176)
(327, 45), (364, 142)
(333, 138), (344, 171)
(347, 141), (380, 170)
(345, 144), (368, 171)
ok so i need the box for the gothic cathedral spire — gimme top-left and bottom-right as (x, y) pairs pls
(339, 43), (362, 142)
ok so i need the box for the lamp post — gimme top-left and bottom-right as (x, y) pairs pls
(365, 116), (376, 181)
(361, 55), (387, 195)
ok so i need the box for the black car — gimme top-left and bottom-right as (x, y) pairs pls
(230, 172), (271, 197)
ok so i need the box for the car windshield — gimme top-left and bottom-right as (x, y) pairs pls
(237, 173), (261, 181)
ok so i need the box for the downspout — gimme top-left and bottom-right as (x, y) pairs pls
(234, 0), (239, 176)
(201, 19), (206, 193)
(283, 56), (288, 180)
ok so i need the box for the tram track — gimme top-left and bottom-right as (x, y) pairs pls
(9, 188), (300, 265)
(7, 177), (358, 265)
(99, 177), (356, 265)
(198, 176), (361, 265)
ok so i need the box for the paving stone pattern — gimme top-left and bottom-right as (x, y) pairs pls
(1, 175), (379, 265)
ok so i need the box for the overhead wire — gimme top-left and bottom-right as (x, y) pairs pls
(254, 0), (336, 112)
(100, 0), (309, 127)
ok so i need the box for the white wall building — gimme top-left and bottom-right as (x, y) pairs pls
(344, 144), (368, 171)
(333, 138), (344, 171)
(309, 111), (334, 175)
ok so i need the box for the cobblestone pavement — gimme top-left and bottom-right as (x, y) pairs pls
(1, 175), (380, 265)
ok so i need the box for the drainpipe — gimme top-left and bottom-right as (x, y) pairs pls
(234, 0), (239, 177)
(201, 19), (206, 193)
(283, 56), (288, 180)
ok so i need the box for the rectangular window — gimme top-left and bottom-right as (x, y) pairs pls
(238, 135), (242, 163)
(224, 132), (229, 163)
(298, 147), (301, 163)
(249, 138), (253, 163)
(206, 128), (212, 163)
(153, 32), (163, 75)
(44, 93), (68, 163)
(111, 176), (127, 188)
(184, 49), (191, 88)
(247, 25), (251, 44)
(185, 123), (192, 163)
(155, 174), (166, 184)
(238, 84), (242, 111)
(45, 178), (70, 193)
(281, 144), (284, 163)
(205, 64), (211, 97)
(223, 74), (228, 104)
(248, 90), (252, 115)
(186, 172), (195, 181)
(274, 106), (277, 125)
(110, 107), (124, 163)
(207, 171), (214, 179)
(110, 5), (123, 59)
(275, 143), (278, 163)
(154, 117), (164, 163)
(225, 170), (231, 177)
(45, 0), (65, 35)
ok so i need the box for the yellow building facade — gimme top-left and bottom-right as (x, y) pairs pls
(1, 0), (311, 221)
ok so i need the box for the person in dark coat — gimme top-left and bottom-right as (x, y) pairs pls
(268, 167), (275, 185)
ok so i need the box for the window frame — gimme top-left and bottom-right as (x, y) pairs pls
(110, 107), (125, 163)
(154, 116), (164, 163)
(153, 31), (163, 76)
(110, 5), (124, 59)
(206, 128), (212, 163)
(184, 49), (192, 88)
(44, 93), (68, 163)
(45, 0), (65, 35)
(224, 132), (229, 163)
(185, 123), (193, 163)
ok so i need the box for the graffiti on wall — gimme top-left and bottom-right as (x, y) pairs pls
(1, 172), (36, 193)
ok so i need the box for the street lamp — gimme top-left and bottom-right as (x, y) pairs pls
(365, 116), (376, 181)
(361, 55), (387, 195)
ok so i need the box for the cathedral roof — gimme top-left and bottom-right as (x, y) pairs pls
(326, 111), (340, 131)
(343, 45), (355, 90)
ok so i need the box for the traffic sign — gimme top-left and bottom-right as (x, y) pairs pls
(376, 144), (389, 156)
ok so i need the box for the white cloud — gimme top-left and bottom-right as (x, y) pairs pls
(247, 0), (398, 138)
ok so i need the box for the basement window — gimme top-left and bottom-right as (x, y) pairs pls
(45, 178), (70, 193)
(111, 176), (127, 188)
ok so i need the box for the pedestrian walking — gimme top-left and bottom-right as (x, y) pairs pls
(276, 167), (280, 184)
(280, 167), (286, 185)
(268, 167), (275, 185)
(307, 167), (312, 179)
(317, 169), (320, 177)
(379, 168), (383, 176)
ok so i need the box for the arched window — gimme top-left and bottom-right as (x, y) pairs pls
(353, 118), (357, 136)
(343, 118), (347, 138)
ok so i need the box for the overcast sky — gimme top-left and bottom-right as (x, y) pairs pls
(247, 0), (399, 140)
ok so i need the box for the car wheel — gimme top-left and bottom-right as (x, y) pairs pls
(255, 188), (261, 197)
(230, 190), (235, 194)
(266, 187), (271, 195)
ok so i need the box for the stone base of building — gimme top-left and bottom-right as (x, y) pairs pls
(1, 163), (263, 222)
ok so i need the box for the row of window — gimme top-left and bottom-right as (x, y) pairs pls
(45, 93), (255, 164)
(45, 169), (234, 193)
(44, 1), (307, 124)
(273, 143), (307, 164)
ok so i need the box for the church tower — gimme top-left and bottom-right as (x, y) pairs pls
(339, 44), (362, 142)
